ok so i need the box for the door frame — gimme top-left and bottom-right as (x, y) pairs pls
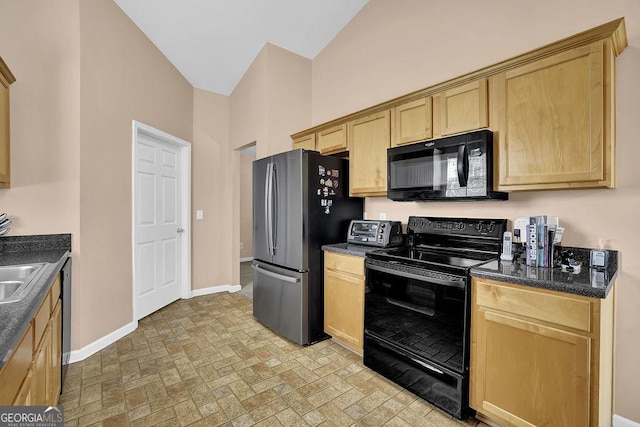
(131, 120), (192, 322)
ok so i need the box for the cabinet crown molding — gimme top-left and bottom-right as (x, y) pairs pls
(291, 17), (628, 139)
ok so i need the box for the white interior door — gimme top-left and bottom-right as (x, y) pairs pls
(134, 133), (183, 319)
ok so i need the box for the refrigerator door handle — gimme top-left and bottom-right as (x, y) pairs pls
(265, 162), (274, 255)
(271, 162), (278, 255)
(252, 264), (300, 283)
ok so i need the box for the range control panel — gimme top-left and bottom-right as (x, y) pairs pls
(407, 216), (507, 238)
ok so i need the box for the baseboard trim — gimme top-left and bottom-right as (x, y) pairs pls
(68, 320), (138, 364)
(190, 284), (241, 297)
(67, 286), (243, 364)
(240, 257), (254, 262)
(614, 414), (640, 427)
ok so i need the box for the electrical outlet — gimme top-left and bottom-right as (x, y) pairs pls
(240, 242), (244, 249)
(514, 216), (529, 240)
(379, 212), (387, 220)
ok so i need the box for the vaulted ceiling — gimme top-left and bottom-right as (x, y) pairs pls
(113, 0), (369, 95)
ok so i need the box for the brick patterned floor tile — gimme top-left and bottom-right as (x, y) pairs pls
(59, 291), (490, 427)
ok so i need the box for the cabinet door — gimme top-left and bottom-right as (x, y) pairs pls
(32, 325), (51, 405)
(348, 111), (390, 196)
(438, 78), (488, 136)
(13, 370), (33, 406)
(49, 301), (62, 405)
(392, 97), (432, 147)
(472, 308), (590, 427)
(493, 42), (609, 190)
(317, 124), (348, 154)
(292, 133), (316, 151)
(0, 324), (33, 405)
(324, 253), (365, 353)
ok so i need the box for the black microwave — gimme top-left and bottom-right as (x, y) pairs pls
(387, 130), (507, 201)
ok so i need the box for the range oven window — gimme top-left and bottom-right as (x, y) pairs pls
(365, 265), (467, 373)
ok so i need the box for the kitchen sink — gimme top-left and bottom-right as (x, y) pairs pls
(0, 263), (46, 304)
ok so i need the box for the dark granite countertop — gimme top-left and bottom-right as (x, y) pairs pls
(470, 246), (618, 299)
(321, 242), (383, 257)
(0, 234), (71, 369)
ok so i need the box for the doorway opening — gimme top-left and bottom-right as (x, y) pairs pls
(238, 142), (256, 300)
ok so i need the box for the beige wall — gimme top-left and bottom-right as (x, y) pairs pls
(192, 88), (232, 289)
(78, 0), (193, 347)
(0, 3), (81, 244)
(240, 153), (254, 260)
(0, 0), (82, 342)
(230, 43), (312, 156)
(311, 0), (640, 421)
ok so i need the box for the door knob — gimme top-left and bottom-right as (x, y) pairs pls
(177, 228), (184, 233)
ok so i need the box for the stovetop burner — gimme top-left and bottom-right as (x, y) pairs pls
(369, 246), (497, 270)
(367, 216), (508, 272)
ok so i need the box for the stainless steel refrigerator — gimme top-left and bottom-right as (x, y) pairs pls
(252, 149), (363, 345)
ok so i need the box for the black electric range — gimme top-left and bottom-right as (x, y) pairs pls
(363, 216), (507, 419)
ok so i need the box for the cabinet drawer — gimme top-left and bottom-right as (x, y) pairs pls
(33, 292), (51, 349)
(324, 252), (364, 277)
(50, 276), (61, 310)
(0, 324), (33, 404)
(474, 279), (591, 332)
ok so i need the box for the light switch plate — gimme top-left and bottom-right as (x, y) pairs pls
(196, 210), (204, 220)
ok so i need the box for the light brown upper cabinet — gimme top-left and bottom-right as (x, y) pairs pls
(437, 78), (488, 137)
(492, 41), (615, 191)
(317, 123), (348, 155)
(0, 57), (15, 189)
(292, 133), (316, 151)
(290, 19), (627, 196)
(391, 97), (432, 147)
(349, 110), (390, 197)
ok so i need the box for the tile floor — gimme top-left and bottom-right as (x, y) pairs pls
(60, 291), (489, 426)
(239, 262), (253, 300)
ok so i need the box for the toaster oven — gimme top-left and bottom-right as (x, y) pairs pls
(347, 220), (403, 247)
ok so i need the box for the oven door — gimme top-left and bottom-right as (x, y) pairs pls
(363, 259), (470, 419)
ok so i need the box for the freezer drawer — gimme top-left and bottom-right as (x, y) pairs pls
(252, 261), (308, 345)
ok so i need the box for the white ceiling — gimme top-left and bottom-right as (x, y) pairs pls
(113, 0), (369, 96)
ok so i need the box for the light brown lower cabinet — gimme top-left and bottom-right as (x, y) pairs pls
(33, 324), (52, 405)
(13, 370), (33, 405)
(470, 277), (614, 427)
(323, 252), (365, 354)
(0, 274), (62, 406)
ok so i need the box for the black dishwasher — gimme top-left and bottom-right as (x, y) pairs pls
(61, 257), (72, 390)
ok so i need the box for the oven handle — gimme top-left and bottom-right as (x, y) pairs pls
(411, 357), (444, 375)
(368, 333), (451, 377)
(366, 263), (466, 289)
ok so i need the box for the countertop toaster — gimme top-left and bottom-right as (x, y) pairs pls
(347, 220), (403, 247)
